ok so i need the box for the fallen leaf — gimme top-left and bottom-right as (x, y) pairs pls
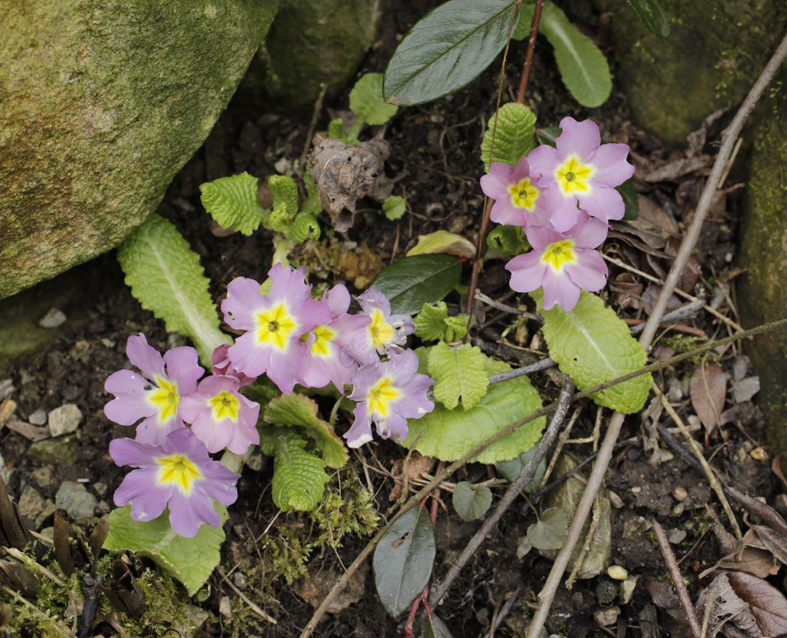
(643, 576), (680, 609)
(389, 452), (436, 502)
(690, 363), (727, 441)
(292, 562), (368, 614)
(6, 420), (50, 442)
(727, 570), (787, 637)
(695, 572), (762, 638)
(732, 378), (760, 404)
(637, 195), (679, 235)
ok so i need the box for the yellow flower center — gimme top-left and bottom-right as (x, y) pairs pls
(541, 240), (577, 272)
(507, 178), (539, 211)
(367, 377), (400, 417)
(555, 156), (593, 195)
(209, 391), (240, 422)
(158, 454), (201, 492)
(149, 377), (180, 423)
(257, 303), (298, 350)
(368, 309), (394, 349)
(310, 325), (336, 357)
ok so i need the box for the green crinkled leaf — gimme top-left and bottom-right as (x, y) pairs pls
(452, 482), (493, 522)
(527, 507), (569, 550)
(286, 212), (321, 243)
(383, 0), (520, 107)
(268, 175), (300, 232)
(481, 103), (537, 171)
(371, 254), (462, 315)
(103, 503), (226, 596)
(415, 302), (450, 341)
(428, 342), (489, 410)
(199, 172), (268, 236)
(534, 290), (651, 413)
(443, 316), (469, 342)
(350, 73), (399, 126)
(539, 1), (611, 108)
(264, 394), (348, 469)
(259, 427), (330, 511)
(382, 195), (407, 221)
(487, 225), (530, 256)
(302, 167), (324, 216)
(404, 353), (544, 463)
(117, 214), (231, 367)
(629, 0), (671, 38)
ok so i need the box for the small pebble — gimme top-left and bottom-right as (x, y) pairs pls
(219, 596), (232, 618)
(594, 606), (621, 626)
(751, 447), (769, 462)
(608, 490), (624, 509)
(607, 565), (628, 581)
(233, 572), (248, 590)
(667, 528), (687, 544)
(631, 486), (641, 494)
(39, 308), (67, 329)
(28, 409), (47, 426)
(48, 404), (83, 437)
(673, 487), (688, 501)
(93, 482), (107, 498)
(619, 577), (639, 605)
(672, 502), (685, 516)
(55, 482), (98, 521)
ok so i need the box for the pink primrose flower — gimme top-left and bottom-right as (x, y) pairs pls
(211, 344), (255, 387)
(479, 157), (549, 230)
(109, 428), (239, 538)
(344, 349), (435, 448)
(104, 334), (203, 446)
(527, 117), (635, 232)
(506, 212), (609, 311)
(300, 284), (372, 391)
(342, 288), (415, 366)
(179, 375), (260, 454)
(221, 263), (331, 394)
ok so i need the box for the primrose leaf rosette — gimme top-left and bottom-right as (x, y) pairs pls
(403, 353), (544, 463)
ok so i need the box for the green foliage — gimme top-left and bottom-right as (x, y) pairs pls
(414, 301), (469, 342)
(117, 214), (231, 367)
(534, 290), (651, 413)
(301, 167), (323, 216)
(404, 352), (545, 463)
(383, 0), (520, 106)
(349, 73), (399, 127)
(538, 2), (611, 107)
(328, 118), (358, 145)
(406, 230), (476, 259)
(286, 212), (321, 242)
(268, 175), (300, 233)
(382, 195), (407, 221)
(452, 481), (493, 521)
(372, 254), (462, 315)
(619, 178), (640, 220)
(259, 426), (330, 511)
(496, 443), (547, 494)
(487, 224), (530, 256)
(481, 102), (537, 171)
(428, 342), (489, 410)
(527, 507), (569, 550)
(103, 503), (227, 596)
(628, 0), (671, 38)
(511, 2), (534, 40)
(199, 172), (268, 235)
(423, 614), (455, 638)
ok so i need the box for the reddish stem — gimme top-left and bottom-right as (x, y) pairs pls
(516, 0), (545, 104)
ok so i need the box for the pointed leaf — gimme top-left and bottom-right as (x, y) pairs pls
(373, 507), (436, 618)
(452, 482), (493, 522)
(371, 255), (462, 315)
(117, 214), (231, 367)
(407, 230), (476, 259)
(383, 0), (520, 106)
(103, 503), (226, 596)
(487, 224), (530, 256)
(423, 613), (455, 638)
(527, 507), (569, 550)
(628, 0), (671, 38)
(428, 342), (489, 410)
(511, 3), (535, 40)
(350, 73), (399, 126)
(199, 172), (267, 236)
(536, 126), (562, 148)
(619, 178), (640, 220)
(690, 363), (726, 439)
(481, 103), (538, 171)
(726, 570), (787, 637)
(534, 290), (651, 413)
(539, 1), (611, 107)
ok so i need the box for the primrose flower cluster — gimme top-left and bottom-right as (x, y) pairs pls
(104, 263), (434, 536)
(481, 117), (634, 311)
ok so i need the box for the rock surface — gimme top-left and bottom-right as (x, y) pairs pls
(55, 481), (98, 521)
(48, 404), (83, 437)
(27, 435), (79, 466)
(0, 0), (278, 298)
(598, 0), (787, 145)
(238, 0), (381, 109)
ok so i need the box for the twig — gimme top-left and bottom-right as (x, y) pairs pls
(217, 566), (277, 624)
(516, 0), (545, 104)
(565, 493), (601, 589)
(5, 547), (64, 587)
(540, 407), (582, 487)
(475, 290), (542, 321)
(487, 357), (557, 385)
(653, 382), (742, 540)
(629, 299), (706, 335)
(483, 587), (522, 638)
(299, 83), (328, 167)
(525, 31), (787, 638)
(652, 520), (702, 638)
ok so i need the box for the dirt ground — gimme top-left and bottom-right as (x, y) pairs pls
(0, 0), (780, 636)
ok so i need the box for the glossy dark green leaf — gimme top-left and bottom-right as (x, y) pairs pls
(618, 178), (640, 220)
(371, 255), (462, 315)
(423, 613), (455, 638)
(536, 126), (562, 148)
(629, 0), (671, 38)
(373, 507), (436, 618)
(496, 443), (547, 495)
(383, 0), (519, 106)
(452, 482), (493, 522)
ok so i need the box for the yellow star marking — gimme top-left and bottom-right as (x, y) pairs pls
(257, 303), (298, 350)
(367, 377), (400, 417)
(368, 309), (395, 349)
(541, 240), (577, 272)
(158, 454), (201, 492)
(310, 325), (336, 357)
(507, 177), (539, 211)
(149, 377), (180, 423)
(209, 391), (240, 422)
(555, 155), (593, 195)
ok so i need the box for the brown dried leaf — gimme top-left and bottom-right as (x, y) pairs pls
(308, 134), (393, 232)
(727, 570), (787, 637)
(644, 154), (713, 183)
(773, 456), (787, 491)
(706, 528), (780, 579)
(640, 396), (663, 466)
(638, 195), (679, 235)
(389, 452), (436, 501)
(6, 419), (50, 442)
(665, 237), (701, 293)
(727, 486), (787, 539)
(643, 576), (681, 609)
(292, 563), (368, 614)
(696, 572), (762, 638)
(690, 363), (726, 441)
(751, 525), (787, 568)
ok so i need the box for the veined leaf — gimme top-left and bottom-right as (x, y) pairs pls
(382, 195), (407, 221)
(629, 0), (671, 38)
(259, 427), (330, 511)
(536, 126), (562, 148)
(404, 353), (544, 463)
(264, 393), (348, 469)
(534, 290), (651, 413)
(453, 482), (493, 522)
(481, 103), (538, 171)
(286, 212), (321, 243)
(199, 172), (267, 236)
(117, 214), (231, 367)
(371, 254), (462, 315)
(423, 614), (455, 638)
(496, 443), (547, 494)
(539, 1), (611, 107)
(383, 0), (520, 106)
(350, 73), (399, 126)
(527, 507), (569, 550)
(373, 507), (435, 618)
(104, 503), (226, 596)
(428, 342), (489, 410)
(268, 175), (300, 233)
(414, 302), (470, 343)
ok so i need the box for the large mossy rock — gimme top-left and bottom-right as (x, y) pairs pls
(598, 0), (787, 146)
(238, 0), (381, 110)
(0, 0), (277, 299)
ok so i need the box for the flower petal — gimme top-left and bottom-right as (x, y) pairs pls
(114, 467), (172, 522)
(541, 267), (580, 311)
(556, 117), (600, 162)
(570, 212), (609, 249)
(163, 346), (202, 395)
(480, 163), (515, 200)
(576, 187), (625, 224)
(167, 489), (220, 537)
(126, 334), (165, 382)
(222, 278), (265, 330)
(565, 251), (608, 291)
(588, 143), (634, 188)
(506, 253), (548, 293)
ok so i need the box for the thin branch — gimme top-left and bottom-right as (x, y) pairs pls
(516, 0), (545, 104)
(475, 290), (542, 321)
(483, 587), (523, 638)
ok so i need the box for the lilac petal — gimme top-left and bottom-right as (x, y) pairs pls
(177, 389), (207, 425)
(222, 278), (265, 330)
(104, 370), (157, 425)
(227, 332), (272, 379)
(506, 253), (548, 294)
(267, 342), (308, 394)
(358, 288), (391, 316)
(566, 251), (608, 291)
(109, 437), (162, 468)
(291, 299), (332, 334)
(480, 163), (515, 200)
(224, 420), (259, 455)
(525, 223), (565, 252)
(570, 213), (609, 249)
(167, 490), (220, 537)
(268, 263), (313, 306)
(543, 188), (582, 232)
(555, 117), (600, 162)
(331, 313), (372, 348)
(349, 363), (382, 400)
(190, 413), (232, 453)
(345, 405), (374, 448)
(163, 347), (202, 394)
(165, 427), (211, 460)
(541, 268), (581, 311)
(377, 410), (409, 442)
(576, 187), (625, 224)
(393, 383), (435, 420)
(588, 144), (634, 188)
(114, 468), (172, 522)
(489, 199), (519, 226)
(126, 334), (165, 382)
(324, 284), (351, 318)
(342, 333), (379, 367)
(135, 416), (184, 447)
(198, 466), (240, 505)
(510, 157), (531, 182)
(526, 144), (561, 181)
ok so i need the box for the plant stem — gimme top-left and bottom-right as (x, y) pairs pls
(516, 0), (545, 104)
